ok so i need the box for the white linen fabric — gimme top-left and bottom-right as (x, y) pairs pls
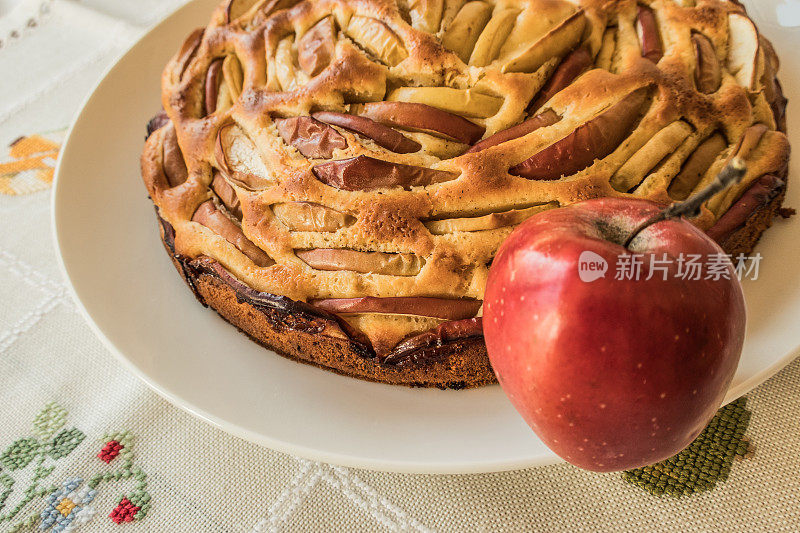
(0, 1), (799, 531)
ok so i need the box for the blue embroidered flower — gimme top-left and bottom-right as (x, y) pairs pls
(39, 477), (96, 532)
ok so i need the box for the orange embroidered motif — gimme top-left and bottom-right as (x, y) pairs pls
(0, 134), (62, 196)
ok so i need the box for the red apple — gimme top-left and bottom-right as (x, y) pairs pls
(483, 197), (745, 471)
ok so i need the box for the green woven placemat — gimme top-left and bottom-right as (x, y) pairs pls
(623, 397), (752, 496)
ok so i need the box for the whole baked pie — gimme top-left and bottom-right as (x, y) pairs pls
(142, 0), (790, 388)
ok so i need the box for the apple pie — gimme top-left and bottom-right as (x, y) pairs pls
(142, 0), (790, 388)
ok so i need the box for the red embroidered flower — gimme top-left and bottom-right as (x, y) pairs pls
(98, 440), (123, 463)
(110, 497), (139, 524)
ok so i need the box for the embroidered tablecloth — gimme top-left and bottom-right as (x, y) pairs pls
(1, 0), (800, 531)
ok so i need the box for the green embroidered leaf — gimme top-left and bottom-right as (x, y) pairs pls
(0, 473), (14, 509)
(623, 397), (752, 496)
(128, 490), (151, 508)
(34, 465), (54, 480)
(31, 403), (67, 440)
(46, 428), (85, 459)
(0, 438), (39, 470)
(7, 513), (39, 533)
(137, 502), (151, 519)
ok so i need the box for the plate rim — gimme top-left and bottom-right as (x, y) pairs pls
(50, 0), (800, 474)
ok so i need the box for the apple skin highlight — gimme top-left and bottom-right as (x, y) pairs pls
(484, 198), (746, 472)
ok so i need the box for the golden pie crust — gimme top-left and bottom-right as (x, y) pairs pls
(142, 0), (790, 388)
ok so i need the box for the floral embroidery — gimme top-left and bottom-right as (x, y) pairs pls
(0, 437), (40, 470)
(0, 403), (151, 531)
(39, 478), (96, 532)
(0, 403), (85, 530)
(109, 498), (139, 524)
(89, 432), (151, 523)
(97, 441), (123, 464)
(31, 405), (68, 441)
(47, 430), (86, 460)
(0, 132), (64, 195)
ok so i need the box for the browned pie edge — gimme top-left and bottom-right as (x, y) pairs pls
(715, 178), (787, 256)
(155, 214), (494, 389)
(151, 172), (787, 389)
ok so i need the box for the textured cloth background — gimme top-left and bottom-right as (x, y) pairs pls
(0, 0), (799, 531)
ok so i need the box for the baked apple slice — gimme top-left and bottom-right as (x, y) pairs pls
(205, 59), (225, 116)
(707, 174), (784, 243)
(383, 317), (484, 365)
(205, 55), (244, 115)
(162, 124), (189, 187)
(731, 124), (768, 161)
(345, 15), (408, 66)
(466, 110), (558, 153)
(424, 202), (557, 234)
(441, 1), (494, 63)
(312, 111), (421, 153)
(469, 8), (520, 67)
(215, 123), (271, 189)
(706, 125), (770, 215)
(386, 87), (503, 119)
(668, 133), (726, 200)
(272, 202), (354, 232)
(401, 132), (469, 159)
(312, 155), (458, 191)
(692, 32), (721, 94)
(211, 171), (242, 219)
(528, 47), (592, 113)
(502, 10), (586, 74)
(225, 0), (268, 23)
(192, 200), (273, 267)
(511, 88), (648, 180)
(296, 249), (424, 276)
(175, 28), (204, 80)
(146, 109), (169, 137)
(298, 16), (336, 76)
(357, 101), (485, 145)
(224, 55), (244, 96)
(595, 27), (616, 71)
(636, 5), (663, 63)
(275, 116), (348, 159)
(612, 120), (693, 192)
(408, 0), (444, 33)
(726, 13), (760, 89)
(274, 36), (308, 91)
(312, 297), (482, 320)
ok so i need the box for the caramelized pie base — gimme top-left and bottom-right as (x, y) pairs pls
(154, 179), (786, 388)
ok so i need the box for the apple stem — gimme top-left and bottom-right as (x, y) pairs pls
(622, 157), (748, 248)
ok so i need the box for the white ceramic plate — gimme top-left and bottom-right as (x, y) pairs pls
(53, 0), (800, 473)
